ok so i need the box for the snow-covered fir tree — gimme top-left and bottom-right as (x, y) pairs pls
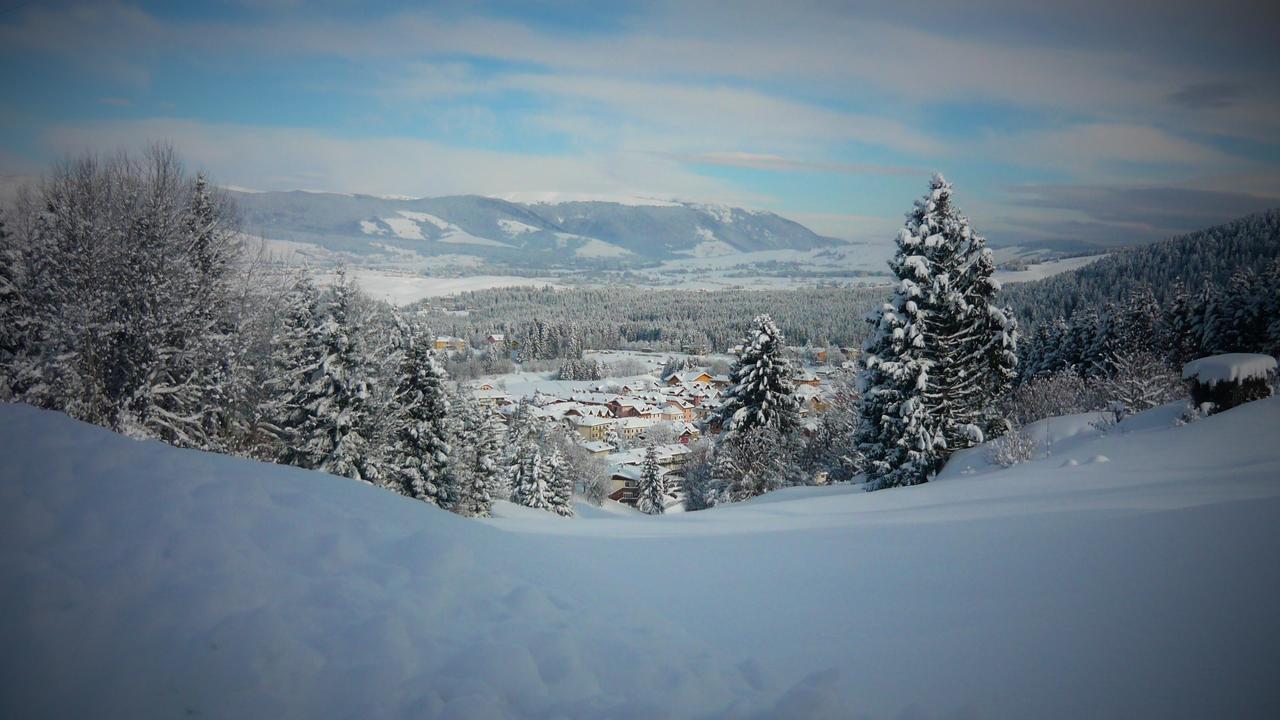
(386, 332), (454, 506)
(511, 434), (551, 511)
(546, 447), (575, 517)
(857, 174), (1015, 490)
(0, 208), (27, 400)
(261, 275), (326, 466)
(713, 314), (800, 435)
(450, 391), (501, 518)
(270, 271), (379, 482)
(637, 442), (667, 515)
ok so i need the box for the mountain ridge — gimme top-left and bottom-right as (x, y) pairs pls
(229, 189), (842, 267)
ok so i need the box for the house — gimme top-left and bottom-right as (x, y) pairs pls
(485, 333), (505, 346)
(433, 335), (467, 353)
(710, 374), (731, 389)
(606, 464), (683, 508)
(617, 417), (657, 439)
(664, 370), (714, 386)
(676, 424), (701, 444)
(607, 465), (643, 505)
(570, 416), (613, 441)
(665, 397), (695, 422)
(795, 371), (820, 387)
(579, 440), (614, 456)
(472, 389), (513, 408)
(609, 398), (648, 418)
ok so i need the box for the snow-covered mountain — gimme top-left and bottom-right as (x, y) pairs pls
(230, 190), (840, 267)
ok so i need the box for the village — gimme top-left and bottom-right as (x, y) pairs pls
(449, 341), (850, 511)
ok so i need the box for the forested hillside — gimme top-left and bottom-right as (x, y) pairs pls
(1005, 209), (1280, 328)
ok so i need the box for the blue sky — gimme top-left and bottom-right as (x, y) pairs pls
(1, 0), (1278, 245)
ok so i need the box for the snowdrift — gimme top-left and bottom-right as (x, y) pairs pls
(2, 399), (1280, 718)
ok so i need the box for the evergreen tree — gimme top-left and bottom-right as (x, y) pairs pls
(856, 174), (1014, 489)
(511, 435), (551, 510)
(0, 209), (27, 399)
(713, 314), (799, 435)
(262, 275), (326, 466)
(546, 447), (575, 517)
(451, 392), (501, 517)
(386, 333), (454, 505)
(637, 442), (667, 515)
(313, 274), (378, 482)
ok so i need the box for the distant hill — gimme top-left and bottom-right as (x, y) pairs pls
(229, 190), (840, 268)
(1005, 208), (1280, 327)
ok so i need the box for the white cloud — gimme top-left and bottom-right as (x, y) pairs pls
(38, 117), (768, 206)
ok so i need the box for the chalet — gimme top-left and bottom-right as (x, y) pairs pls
(606, 457), (686, 507)
(485, 333), (505, 346)
(795, 371), (821, 387)
(664, 370), (714, 386)
(609, 398), (649, 418)
(710, 374), (731, 389)
(676, 424), (701, 445)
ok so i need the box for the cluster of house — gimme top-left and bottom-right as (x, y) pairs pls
(463, 363), (843, 509)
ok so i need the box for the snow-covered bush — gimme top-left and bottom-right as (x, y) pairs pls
(1002, 366), (1105, 426)
(985, 425), (1038, 468)
(1096, 351), (1184, 417)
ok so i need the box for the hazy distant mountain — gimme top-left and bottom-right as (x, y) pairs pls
(229, 190), (840, 267)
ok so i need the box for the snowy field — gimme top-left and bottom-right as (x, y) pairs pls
(3, 398), (1279, 718)
(993, 254), (1107, 284)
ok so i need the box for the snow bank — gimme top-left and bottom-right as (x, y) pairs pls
(1182, 353), (1277, 385)
(4, 400), (1280, 718)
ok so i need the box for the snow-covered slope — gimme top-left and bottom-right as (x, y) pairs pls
(3, 399), (1279, 718)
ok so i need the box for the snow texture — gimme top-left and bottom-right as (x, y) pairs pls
(3, 399), (1280, 718)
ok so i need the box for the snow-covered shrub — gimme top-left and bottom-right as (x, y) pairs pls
(985, 425), (1038, 468)
(1002, 366), (1104, 425)
(1097, 351), (1184, 417)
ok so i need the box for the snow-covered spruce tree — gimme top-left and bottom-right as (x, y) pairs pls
(954, 217), (1019, 440)
(706, 425), (790, 504)
(857, 174), (1014, 490)
(385, 331), (454, 506)
(713, 314), (800, 435)
(0, 208), (28, 400)
(308, 272), (378, 482)
(261, 274), (326, 467)
(450, 391), (501, 518)
(511, 433), (551, 510)
(637, 442), (667, 515)
(546, 447), (575, 517)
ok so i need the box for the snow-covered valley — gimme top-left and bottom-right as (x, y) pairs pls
(3, 397), (1278, 719)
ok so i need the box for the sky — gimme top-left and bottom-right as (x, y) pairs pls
(1, 0), (1279, 246)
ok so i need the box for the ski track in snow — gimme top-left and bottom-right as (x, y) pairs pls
(2, 398), (1280, 718)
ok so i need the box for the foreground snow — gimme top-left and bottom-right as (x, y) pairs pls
(2, 400), (1279, 718)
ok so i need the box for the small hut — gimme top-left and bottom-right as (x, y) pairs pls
(1181, 353), (1277, 415)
